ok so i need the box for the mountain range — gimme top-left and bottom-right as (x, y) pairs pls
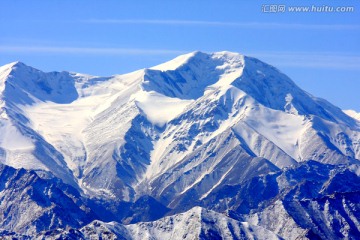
(0, 51), (359, 239)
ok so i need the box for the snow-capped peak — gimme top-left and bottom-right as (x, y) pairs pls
(0, 61), (40, 82)
(0, 61), (26, 86)
(344, 109), (360, 121)
(149, 51), (244, 72)
(0, 61), (26, 71)
(150, 51), (201, 71)
(142, 51), (245, 101)
(0, 61), (79, 105)
(7, 61), (28, 69)
(212, 50), (243, 59)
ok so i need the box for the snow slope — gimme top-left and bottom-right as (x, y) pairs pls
(344, 109), (360, 122)
(31, 207), (282, 240)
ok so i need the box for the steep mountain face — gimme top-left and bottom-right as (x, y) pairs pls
(0, 51), (359, 239)
(0, 164), (96, 235)
(23, 207), (281, 240)
(200, 161), (360, 239)
(0, 62), (81, 188)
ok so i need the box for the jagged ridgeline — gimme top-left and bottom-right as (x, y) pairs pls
(0, 52), (359, 239)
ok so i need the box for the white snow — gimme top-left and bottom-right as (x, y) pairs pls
(199, 162), (235, 200)
(0, 119), (47, 170)
(150, 52), (198, 71)
(81, 207), (282, 240)
(0, 120), (34, 150)
(134, 90), (193, 127)
(205, 53), (244, 92)
(242, 105), (308, 161)
(22, 98), (94, 172)
(344, 109), (360, 121)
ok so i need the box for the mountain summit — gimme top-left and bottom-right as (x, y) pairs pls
(0, 52), (360, 239)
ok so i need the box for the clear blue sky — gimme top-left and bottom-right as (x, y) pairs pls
(1, 0), (359, 111)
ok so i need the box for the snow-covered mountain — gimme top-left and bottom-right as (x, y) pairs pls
(0, 164), (96, 236)
(0, 51), (359, 239)
(201, 160), (360, 239)
(12, 207), (282, 240)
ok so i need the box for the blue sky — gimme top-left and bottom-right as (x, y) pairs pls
(1, 0), (359, 110)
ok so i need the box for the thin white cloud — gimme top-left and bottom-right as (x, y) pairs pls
(1, 45), (359, 70)
(0, 46), (186, 55)
(83, 19), (360, 30)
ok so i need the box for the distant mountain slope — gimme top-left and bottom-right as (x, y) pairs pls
(1, 161), (359, 239)
(0, 164), (96, 236)
(29, 207), (282, 240)
(200, 160), (360, 239)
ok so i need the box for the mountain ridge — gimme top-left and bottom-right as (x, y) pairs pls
(1, 51), (359, 198)
(0, 51), (359, 239)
